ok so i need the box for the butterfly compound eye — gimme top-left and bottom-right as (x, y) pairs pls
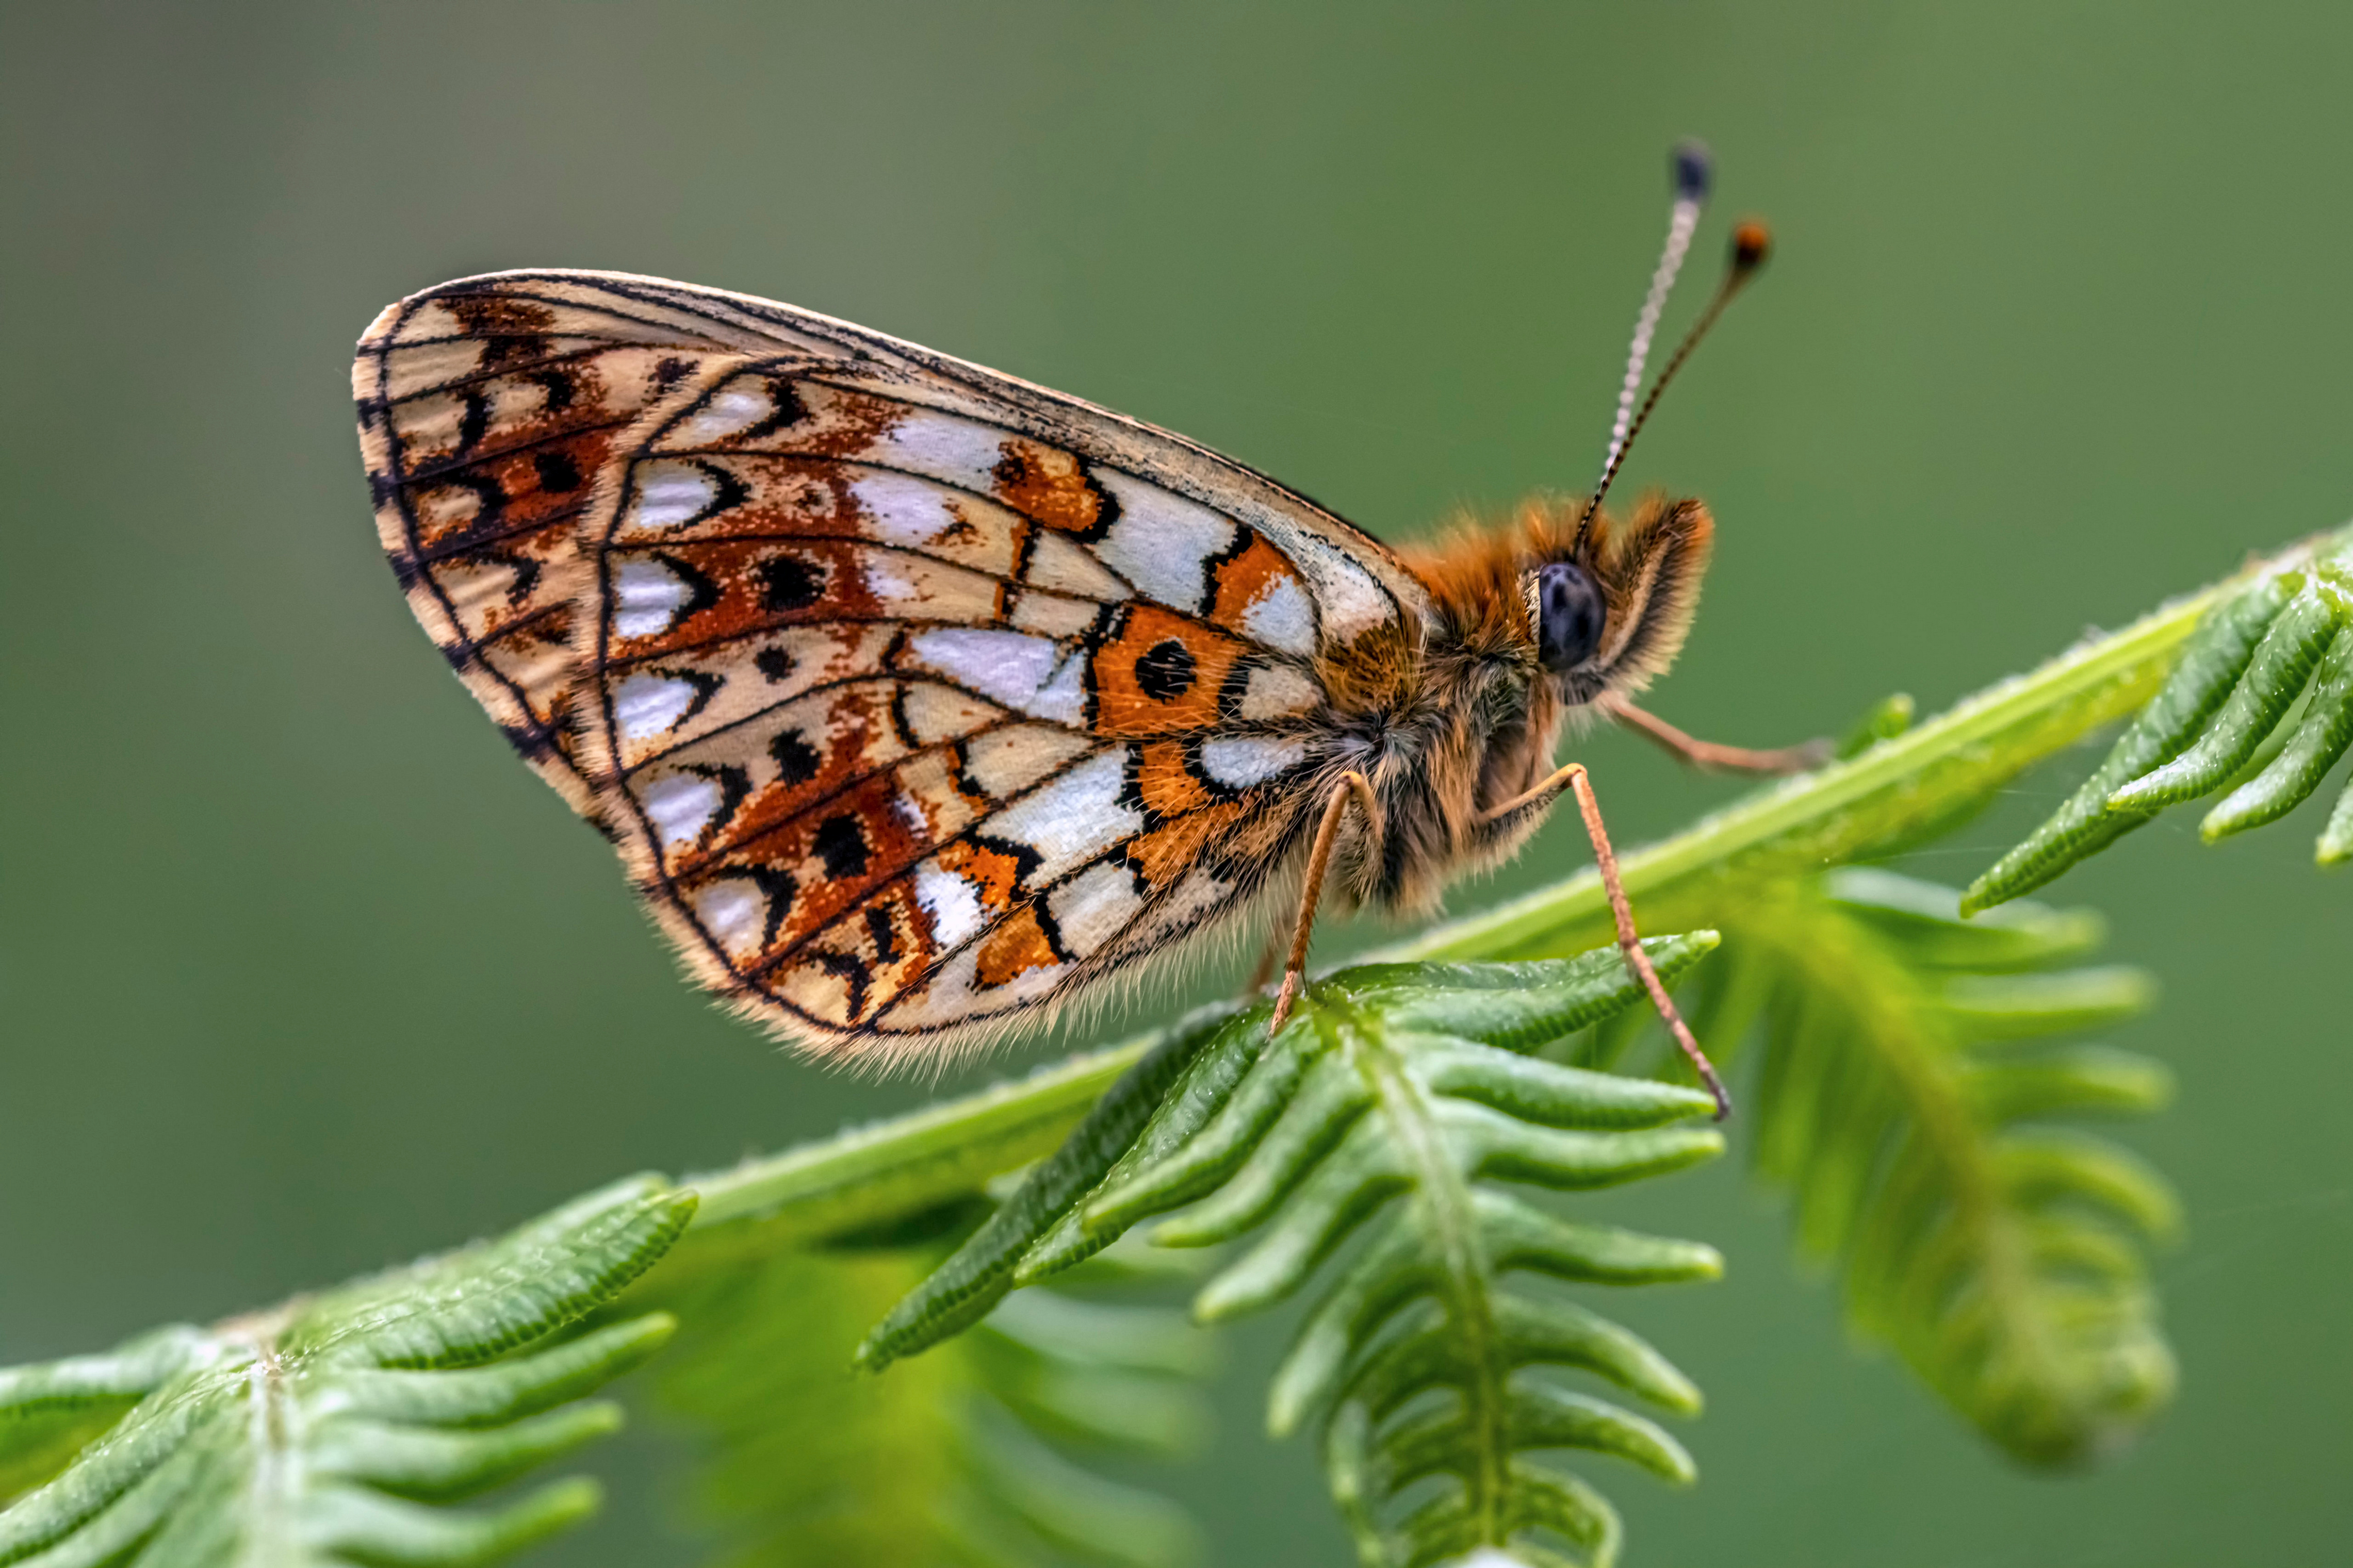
(1535, 561), (1606, 671)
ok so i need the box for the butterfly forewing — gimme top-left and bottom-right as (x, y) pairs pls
(355, 271), (1423, 1063)
(355, 288), (775, 808)
(582, 358), (1366, 1056)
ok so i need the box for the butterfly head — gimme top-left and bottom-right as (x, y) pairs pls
(1519, 494), (1713, 706)
(1403, 492), (1711, 709)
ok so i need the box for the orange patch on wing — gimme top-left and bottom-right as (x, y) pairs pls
(937, 838), (1026, 910)
(1137, 740), (1211, 817)
(990, 438), (1107, 535)
(974, 903), (1063, 989)
(1206, 535), (1304, 634)
(1091, 605), (1246, 736)
(1128, 803), (1243, 888)
(822, 881), (935, 1014)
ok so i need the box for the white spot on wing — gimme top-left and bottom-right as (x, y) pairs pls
(1133, 865), (1235, 947)
(613, 673), (700, 739)
(1270, 530), (1393, 643)
(1032, 647), (1088, 722)
(1237, 663), (1321, 720)
(642, 772), (722, 845)
(862, 557), (918, 602)
(1200, 735), (1306, 789)
(1048, 863), (1145, 958)
(628, 465), (718, 534)
(988, 749), (1142, 883)
(1093, 472), (1237, 611)
(1240, 573), (1318, 656)
(613, 556), (694, 638)
(908, 629), (1088, 725)
(851, 470), (961, 548)
(1026, 530), (1131, 601)
(874, 411), (1005, 486)
(695, 880), (766, 955)
(914, 862), (987, 949)
(682, 382), (774, 441)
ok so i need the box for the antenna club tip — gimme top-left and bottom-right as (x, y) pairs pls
(1671, 140), (1712, 202)
(1730, 218), (1771, 272)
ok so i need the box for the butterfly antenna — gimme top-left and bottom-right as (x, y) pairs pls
(1572, 145), (1772, 555)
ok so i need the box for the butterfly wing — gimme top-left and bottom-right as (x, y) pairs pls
(356, 270), (1424, 1062)
(354, 273), (836, 810)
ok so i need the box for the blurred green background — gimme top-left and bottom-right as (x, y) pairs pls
(4, 3), (2349, 1562)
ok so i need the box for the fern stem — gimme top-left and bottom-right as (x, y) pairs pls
(685, 1045), (1151, 1238)
(668, 565), (2241, 1251)
(1344, 994), (1511, 1548)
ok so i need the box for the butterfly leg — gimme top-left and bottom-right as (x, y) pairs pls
(1479, 762), (1732, 1120)
(1268, 770), (1380, 1033)
(1244, 926), (1285, 997)
(1600, 693), (1830, 775)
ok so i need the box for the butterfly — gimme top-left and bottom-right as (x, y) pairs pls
(352, 145), (1810, 1112)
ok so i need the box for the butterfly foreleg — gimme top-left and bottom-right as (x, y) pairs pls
(1244, 926), (1284, 998)
(1477, 762), (1732, 1120)
(1598, 693), (1830, 775)
(1266, 770), (1382, 1033)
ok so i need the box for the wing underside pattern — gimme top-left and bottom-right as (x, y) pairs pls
(354, 271), (1418, 1058)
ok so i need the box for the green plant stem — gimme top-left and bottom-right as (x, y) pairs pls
(685, 1048), (1151, 1239)
(674, 574), (2231, 1247)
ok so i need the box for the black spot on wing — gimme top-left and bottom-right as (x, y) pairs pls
(864, 904), (900, 964)
(759, 554), (827, 614)
(746, 863), (798, 950)
(769, 726), (823, 786)
(534, 449), (583, 494)
(813, 813), (869, 879)
(1135, 638), (1197, 701)
(811, 949), (871, 1021)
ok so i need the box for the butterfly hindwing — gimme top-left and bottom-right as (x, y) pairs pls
(356, 271), (1422, 1062)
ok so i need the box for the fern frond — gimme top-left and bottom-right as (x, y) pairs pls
(866, 943), (1726, 1568)
(0, 1177), (691, 1566)
(625, 1224), (1212, 1567)
(1682, 869), (2180, 1463)
(1968, 522), (2353, 910)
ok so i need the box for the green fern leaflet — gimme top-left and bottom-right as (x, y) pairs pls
(1669, 870), (2178, 1464)
(865, 941), (1727, 1568)
(0, 1178), (691, 1568)
(1969, 521), (2353, 909)
(626, 1218), (1215, 1568)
